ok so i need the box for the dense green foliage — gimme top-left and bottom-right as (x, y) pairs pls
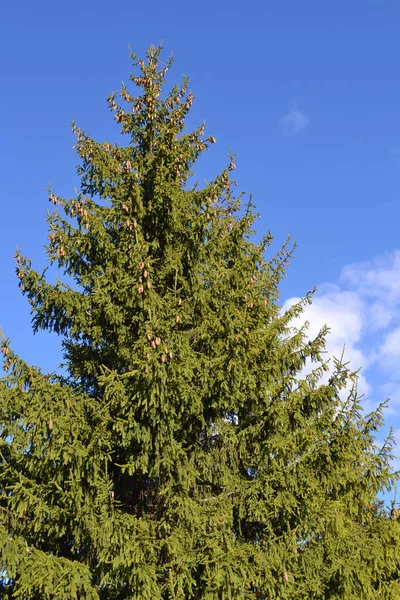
(1, 45), (400, 599)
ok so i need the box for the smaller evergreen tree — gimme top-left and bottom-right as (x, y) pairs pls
(1, 44), (400, 599)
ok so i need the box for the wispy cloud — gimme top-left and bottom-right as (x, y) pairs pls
(281, 106), (309, 137)
(381, 327), (400, 358)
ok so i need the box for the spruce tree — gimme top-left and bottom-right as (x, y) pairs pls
(1, 44), (400, 599)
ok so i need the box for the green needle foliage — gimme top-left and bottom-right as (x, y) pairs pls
(1, 44), (400, 599)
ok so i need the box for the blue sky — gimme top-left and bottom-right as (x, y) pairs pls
(1, 2), (400, 476)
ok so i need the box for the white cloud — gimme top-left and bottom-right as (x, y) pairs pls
(281, 107), (309, 137)
(365, 302), (393, 331)
(341, 251), (400, 306)
(284, 251), (400, 410)
(382, 327), (400, 358)
(283, 287), (370, 398)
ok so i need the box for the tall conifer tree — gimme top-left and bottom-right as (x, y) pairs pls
(1, 45), (400, 599)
